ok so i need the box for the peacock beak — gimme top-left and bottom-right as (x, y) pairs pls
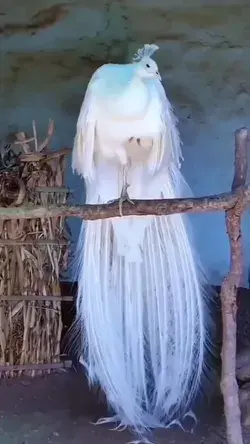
(156, 71), (162, 81)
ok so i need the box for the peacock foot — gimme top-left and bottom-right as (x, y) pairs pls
(118, 183), (134, 216)
(108, 183), (134, 217)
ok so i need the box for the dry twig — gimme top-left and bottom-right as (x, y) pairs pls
(32, 120), (38, 152)
(37, 119), (54, 152)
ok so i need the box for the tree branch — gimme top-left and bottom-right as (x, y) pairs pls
(220, 127), (248, 444)
(0, 186), (249, 220)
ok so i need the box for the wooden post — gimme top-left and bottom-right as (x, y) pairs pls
(220, 127), (248, 444)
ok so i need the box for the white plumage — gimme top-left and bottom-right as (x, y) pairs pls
(72, 44), (215, 443)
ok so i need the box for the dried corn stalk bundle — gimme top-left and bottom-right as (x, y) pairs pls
(0, 120), (70, 377)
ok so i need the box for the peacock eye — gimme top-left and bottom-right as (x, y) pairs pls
(146, 64), (150, 68)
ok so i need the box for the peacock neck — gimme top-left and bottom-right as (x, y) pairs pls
(102, 75), (151, 121)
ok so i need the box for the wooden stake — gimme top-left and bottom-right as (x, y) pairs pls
(220, 127), (248, 444)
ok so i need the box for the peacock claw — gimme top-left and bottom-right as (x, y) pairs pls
(118, 183), (134, 217)
(108, 183), (134, 217)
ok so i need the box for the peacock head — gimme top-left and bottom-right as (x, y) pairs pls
(135, 57), (161, 81)
(132, 44), (161, 81)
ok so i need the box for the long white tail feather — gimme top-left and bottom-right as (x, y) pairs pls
(72, 158), (215, 438)
(72, 83), (98, 181)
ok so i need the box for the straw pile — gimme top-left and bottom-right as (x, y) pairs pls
(0, 120), (70, 377)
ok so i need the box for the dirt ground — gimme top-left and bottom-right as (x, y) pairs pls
(0, 368), (230, 444)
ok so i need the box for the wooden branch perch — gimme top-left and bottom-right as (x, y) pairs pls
(0, 187), (249, 220)
(220, 127), (248, 444)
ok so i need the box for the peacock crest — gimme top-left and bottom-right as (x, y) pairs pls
(132, 44), (159, 62)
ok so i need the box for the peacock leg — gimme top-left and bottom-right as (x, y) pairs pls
(107, 160), (134, 217)
(118, 162), (134, 216)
